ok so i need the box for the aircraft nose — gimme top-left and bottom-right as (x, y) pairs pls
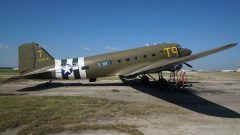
(181, 48), (192, 56)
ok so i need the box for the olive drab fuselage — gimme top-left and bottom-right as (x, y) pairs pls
(16, 42), (237, 81)
(52, 43), (192, 80)
(18, 42), (236, 80)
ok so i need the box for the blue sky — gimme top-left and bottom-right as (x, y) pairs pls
(0, 0), (239, 70)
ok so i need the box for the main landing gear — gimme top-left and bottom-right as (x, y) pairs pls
(140, 71), (192, 92)
(140, 72), (168, 88)
(141, 75), (149, 84)
(157, 72), (168, 88)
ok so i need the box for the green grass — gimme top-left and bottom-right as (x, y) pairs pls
(0, 69), (19, 84)
(0, 96), (184, 135)
(0, 69), (18, 74)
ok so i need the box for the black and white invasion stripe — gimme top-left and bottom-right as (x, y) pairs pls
(54, 57), (86, 80)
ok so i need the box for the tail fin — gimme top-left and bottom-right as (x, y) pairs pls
(19, 43), (54, 75)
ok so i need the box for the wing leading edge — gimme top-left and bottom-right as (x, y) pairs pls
(125, 43), (237, 76)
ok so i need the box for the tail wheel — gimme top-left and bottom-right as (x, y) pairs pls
(141, 75), (149, 84)
(45, 79), (53, 88)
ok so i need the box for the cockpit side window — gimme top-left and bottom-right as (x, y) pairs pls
(177, 44), (182, 49)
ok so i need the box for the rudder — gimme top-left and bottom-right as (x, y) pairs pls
(19, 43), (54, 75)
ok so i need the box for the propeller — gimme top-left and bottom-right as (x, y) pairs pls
(174, 64), (182, 71)
(169, 63), (193, 72)
(184, 63), (193, 68)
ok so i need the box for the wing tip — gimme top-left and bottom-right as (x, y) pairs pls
(2, 76), (21, 84)
(228, 43), (238, 47)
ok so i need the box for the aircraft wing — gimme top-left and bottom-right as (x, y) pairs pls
(124, 43), (237, 77)
(20, 65), (55, 77)
(3, 65), (55, 83)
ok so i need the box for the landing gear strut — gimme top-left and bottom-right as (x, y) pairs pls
(140, 72), (168, 88)
(139, 71), (192, 92)
(141, 75), (149, 84)
(157, 72), (168, 88)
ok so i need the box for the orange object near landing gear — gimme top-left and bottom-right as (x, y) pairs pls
(176, 71), (192, 92)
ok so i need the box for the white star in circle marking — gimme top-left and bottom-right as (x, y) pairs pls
(63, 65), (72, 75)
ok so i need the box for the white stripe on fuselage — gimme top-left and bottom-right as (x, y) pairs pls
(55, 59), (62, 79)
(78, 57), (87, 79)
(66, 59), (75, 80)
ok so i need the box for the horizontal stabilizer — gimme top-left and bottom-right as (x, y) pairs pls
(2, 76), (21, 84)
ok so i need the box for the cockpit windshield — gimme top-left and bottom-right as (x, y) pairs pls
(177, 44), (182, 49)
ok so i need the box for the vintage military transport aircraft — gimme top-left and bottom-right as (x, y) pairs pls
(9, 42), (237, 86)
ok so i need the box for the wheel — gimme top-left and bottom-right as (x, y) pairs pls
(158, 78), (168, 88)
(89, 78), (97, 82)
(141, 75), (149, 84)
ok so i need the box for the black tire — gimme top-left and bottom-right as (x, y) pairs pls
(158, 78), (168, 88)
(141, 75), (149, 84)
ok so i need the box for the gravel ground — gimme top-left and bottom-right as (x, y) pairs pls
(0, 72), (239, 135)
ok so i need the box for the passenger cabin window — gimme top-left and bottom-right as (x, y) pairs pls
(126, 58), (130, 62)
(143, 55), (147, 58)
(98, 60), (112, 67)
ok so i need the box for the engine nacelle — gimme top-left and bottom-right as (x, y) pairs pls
(168, 64), (182, 72)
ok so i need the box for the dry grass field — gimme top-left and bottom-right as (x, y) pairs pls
(0, 69), (239, 135)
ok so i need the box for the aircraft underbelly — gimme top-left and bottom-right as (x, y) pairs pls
(54, 57), (87, 80)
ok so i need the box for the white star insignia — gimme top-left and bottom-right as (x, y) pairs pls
(63, 65), (72, 75)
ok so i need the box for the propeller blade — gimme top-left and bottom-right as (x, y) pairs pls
(184, 63), (193, 68)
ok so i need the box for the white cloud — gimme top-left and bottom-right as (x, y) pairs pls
(82, 47), (91, 51)
(105, 46), (118, 52)
(0, 44), (9, 49)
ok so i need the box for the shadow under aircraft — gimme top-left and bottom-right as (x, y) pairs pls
(121, 79), (240, 118)
(17, 79), (240, 119)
